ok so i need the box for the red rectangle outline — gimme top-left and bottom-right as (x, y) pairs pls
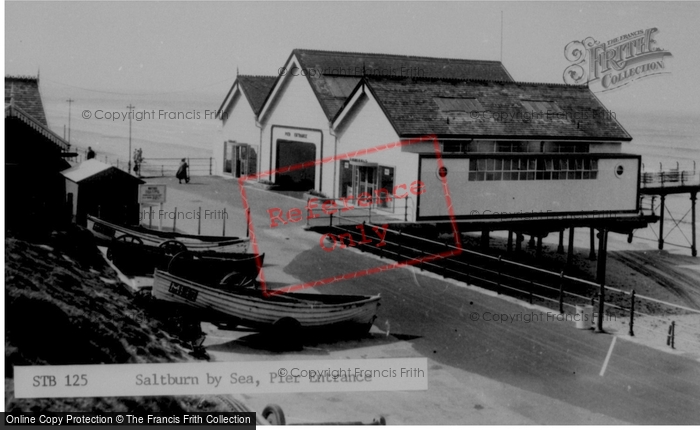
(237, 135), (462, 296)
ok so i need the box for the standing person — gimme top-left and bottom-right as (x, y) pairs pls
(176, 158), (189, 184)
(86, 147), (95, 160)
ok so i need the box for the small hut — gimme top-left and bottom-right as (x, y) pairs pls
(61, 159), (144, 226)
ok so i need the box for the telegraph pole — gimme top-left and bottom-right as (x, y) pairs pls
(66, 98), (74, 143)
(127, 104), (135, 173)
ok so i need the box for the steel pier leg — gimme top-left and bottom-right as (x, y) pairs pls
(659, 195), (666, 250)
(691, 192), (697, 257)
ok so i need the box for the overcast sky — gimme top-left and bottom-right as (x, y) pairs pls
(5, 1), (700, 116)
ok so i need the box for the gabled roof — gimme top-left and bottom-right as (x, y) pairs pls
(335, 76), (632, 141)
(258, 49), (514, 122)
(217, 75), (276, 119)
(5, 76), (48, 126)
(61, 159), (144, 184)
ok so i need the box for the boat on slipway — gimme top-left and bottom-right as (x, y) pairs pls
(152, 269), (380, 335)
(87, 215), (249, 253)
(107, 237), (264, 285)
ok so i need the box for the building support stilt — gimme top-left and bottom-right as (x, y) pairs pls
(567, 227), (575, 267)
(558, 229), (565, 253)
(481, 230), (489, 249)
(536, 236), (543, 258)
(589, 227), (597, 261)
(528, 235), (535, 249)
(507, 231), (513, 253)
(515, 233), (523, 252)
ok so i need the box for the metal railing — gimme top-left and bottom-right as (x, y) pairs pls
(315, 215), (700, 351)
(68, 151), (214, 178)
(138, 157), (213, 177)
(641, 161), (699, 187)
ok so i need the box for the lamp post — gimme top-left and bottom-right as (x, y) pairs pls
(127, 104), (135, 173)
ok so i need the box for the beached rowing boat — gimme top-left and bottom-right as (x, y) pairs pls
(152, 269), (380, 334)
(107, 238), (264, 282)
(87, 215), (249, 253)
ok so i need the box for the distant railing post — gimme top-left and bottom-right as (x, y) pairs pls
(149, 206), (153, 229)
(629, 290), (635, 337)
(197, 206), (202, 235)
(667, 321), (675, 349)
(222, 208), (226, 236)
(209, 157), (212, 175)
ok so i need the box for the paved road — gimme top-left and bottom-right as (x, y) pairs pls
(158, 177), (700, 424)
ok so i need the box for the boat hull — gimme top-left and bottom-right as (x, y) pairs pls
(108, 240), (264, 281)
(87, 215), (249, 253)
(152, 270), (380, 332)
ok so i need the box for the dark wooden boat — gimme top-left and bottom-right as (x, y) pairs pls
(152, 270), (380, 334)
(87, 215), (249, 253)
(107, 237), (263, 283)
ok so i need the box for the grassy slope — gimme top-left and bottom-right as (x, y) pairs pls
(4, 228), (227, 412)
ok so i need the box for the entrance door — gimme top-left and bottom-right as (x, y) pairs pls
(276, 140), (316, 190)
(352, 165), (377, 205)
(225, 142), (252, 178)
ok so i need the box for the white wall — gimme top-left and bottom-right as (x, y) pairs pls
(418, 156), (640, 219)
(259, 64), (334, 194)
(335, 91), (420, 217)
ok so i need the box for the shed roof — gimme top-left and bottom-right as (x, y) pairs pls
(5, 76), (48, 126)
(350, 76), (631, 141)
(217, 75), (277, 118)
(62, 159), (145, 184)
(237, 75), (277, 115)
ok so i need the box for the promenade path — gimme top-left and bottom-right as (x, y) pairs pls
(147, 176), (700, 425)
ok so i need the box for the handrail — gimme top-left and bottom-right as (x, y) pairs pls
(330, 214), (700, 315)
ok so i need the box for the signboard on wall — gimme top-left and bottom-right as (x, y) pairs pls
(138, 184), (167, 204)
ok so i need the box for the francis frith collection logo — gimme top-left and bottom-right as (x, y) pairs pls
(563, 27), (673, 92)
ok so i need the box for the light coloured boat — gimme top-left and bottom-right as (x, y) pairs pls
(152, 269), (380, 334)
(87, 215), (249, 253)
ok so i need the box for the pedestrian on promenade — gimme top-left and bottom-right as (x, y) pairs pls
(176, 158), (189, 184)
(86, 147), (95, 160)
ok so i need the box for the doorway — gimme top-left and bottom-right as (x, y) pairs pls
(352, 164), (377, 204)
(275, 140), (316, 190)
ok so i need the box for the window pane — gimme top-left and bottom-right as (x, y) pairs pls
(478, 159), (486, 170)
(528, 159), (537, 170)
(494, 159), (503, 171)
(469, 159), (477, 171)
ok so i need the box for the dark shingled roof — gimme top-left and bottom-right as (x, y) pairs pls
(292, 49), (513, 120)
(358, 76), (631, 141)
(5, 76), (47, 126)
(237, 75), (277, 115)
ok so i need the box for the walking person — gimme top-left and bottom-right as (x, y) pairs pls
(176, 158), (189, 184)
(86, 146), (95, 160)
